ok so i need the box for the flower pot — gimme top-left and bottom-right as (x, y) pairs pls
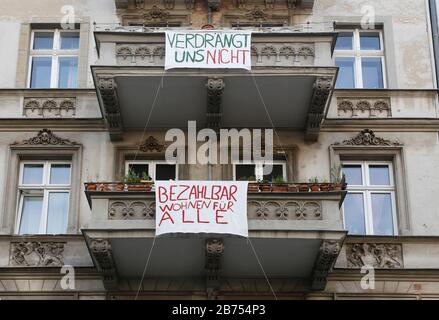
(97, 183), (124, 192)
(259, 183), (272, 192)
(248, 183), (259, 193)
(126, 182), (152, 192)
(298, 184), (309, 192)
(320, 184), (330, 192)
(310, 184), (320, 192)
(86, 183), (97, 191)
(272, 184), (289, 192)
(288, 184), (299, 192)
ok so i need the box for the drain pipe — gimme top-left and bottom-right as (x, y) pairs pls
(429, 0), (439, 88)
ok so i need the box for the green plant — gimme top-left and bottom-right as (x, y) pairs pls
(123, 169), (141, 183)
(309, 177), (320, 184)
(330, 164), (343, 183)
(272, 176), (286, 184)
(141, 171), (151, 181)
(238, 176), (256, 182)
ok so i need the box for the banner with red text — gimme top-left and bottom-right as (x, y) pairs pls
(155, 181), (249, 237)
(165, 30), (252, 70)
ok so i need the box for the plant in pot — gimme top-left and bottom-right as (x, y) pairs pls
(330, 164), (345, 191)
(319, 179), (330, 192)
(309, 177), (321, 192)
(288, 183), (299, 192)
(258, 179), (272, 192)
(85, 182), (97, 191)
(298, 183), (309, 192)
(271, 176), (288, 192)
(123, 169), (152, 191)
(239, 176), (259, 192)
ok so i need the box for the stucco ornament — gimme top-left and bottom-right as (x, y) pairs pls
(347, 243), (403, 269)
(10, 242), (65, 267)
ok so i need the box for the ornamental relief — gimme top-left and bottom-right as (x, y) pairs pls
(337, 97), (391, 118)
(116, 44), (166, 66)
(346, 243), (403, 269)
(23, 98), (76, 118)
(9, 242), (65, 267)
(247, 200), (322, 220)
(251, 44), (315, 66)
(108, 200), (155, 220)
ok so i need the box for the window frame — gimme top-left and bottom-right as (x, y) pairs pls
(27, 29), (79, 88)
(16, 160), (71, 235)
(334, 29), (387, 89)
(124, 160), (179, 181)
(342, 160), (398, 236)
(232, 160), (288, 181)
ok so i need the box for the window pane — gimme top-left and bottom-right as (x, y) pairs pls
(60, 32), (79, 49)
(362, 58), (384, 89)
(263, 164), (284, 182)
(342, 165), (363, 185)
(19, 197), (43, 234)
(156, 164), (176, 180)
(360, 32), (381, 50)
(30, 57), (52, 88)
(33, 32), (54, 49)
(335, 57), (356, 88)
(369, 165), (391, 186)
(50, 164), (71, 185)
(371, 193), (394, 235)
(128, 164), (149, 179)
(235, 165), (256, 181)
(58, 57), (78, 88)
(22, 164), (44, 185)
(46, 192), (69, 234)
(344, 193), (366, 235)
(335, 32), (353, 50)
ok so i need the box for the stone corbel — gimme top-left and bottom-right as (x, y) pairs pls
(206, 77), (226, 131)
(208, 0), (221, 10)
(89, 238), (118, 290)
(305, 77), (333, 142)
(97, 77), (123, 141)
(205, 238), (225, 300)
(311, 240), (342, 291)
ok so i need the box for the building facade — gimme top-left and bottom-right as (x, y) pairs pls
(0, 0), (438, 300)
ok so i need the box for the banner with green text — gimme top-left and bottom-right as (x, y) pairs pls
(165, 30), (252, 70)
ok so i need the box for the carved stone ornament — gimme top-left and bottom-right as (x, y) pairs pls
(138, 136), (165, 152)
(248, 200), (322, 220)
(335, 129), (403, 146)
(185, 0), (195, 9)
(311, 240), (341, 291)
(12, 129), (78, 146)
(9, 242), (65, 267)
(347, 243), (403, 269)
(109, 200), (155, 220)
(144, 6), (169, 22)
(89, 238), (118, 289)
(245, 7), (268, 20)
(205, 238), (224, 300)
(206, 77), (225, 129)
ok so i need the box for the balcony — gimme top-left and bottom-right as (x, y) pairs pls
(91, 25), (337, 141)
(82, 182), (347, 294)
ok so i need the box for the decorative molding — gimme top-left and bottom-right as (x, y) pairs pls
(206, 77), (226, 130)
(305, 77), (334, 142)
(245, 6), (269, 20)
(185, 0), (195, 9)
(205, 238), (224, 300)
(251, 43), (314, 66)
(346, 243), (403, 269)
(265, 0), (275, 9)
(89, 239), (118, 290)
(334, 129), (403, 147)
(23, 97), (76, 118)
(138, 136), (165, 153)
(163, 0), (175, 9)
(9, 242), (65, 267)
(248, 200), (322, 220)
(97, 77), (123, 141)
(12, 129), (78, 146)
(116, 44), (166, 65)
(207, 0), (221, 10)
(108, 200), (155, 220)
(311, 240), (341, 291)
(337, 97), (391, 118)
(143, 5), (169, 22)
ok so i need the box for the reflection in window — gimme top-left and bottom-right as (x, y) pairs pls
(335, 57), (356, 88)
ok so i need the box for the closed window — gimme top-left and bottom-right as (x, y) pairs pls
(334, 29), (386, 89)
(233, 161), (287, 182)
(17, 161), (71, 235)
(29, 29), (79, 88)
(342, 161), (397, 235)
(125, 161), (178, 181)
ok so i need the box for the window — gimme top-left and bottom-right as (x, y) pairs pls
(17, 161), (71, 235)
(125, 161), (178, 181)
(342, 161), (397, 235)
(29, 29), (79, 88)
(334, 29), (386, 89)
(233, 161), (287, 182)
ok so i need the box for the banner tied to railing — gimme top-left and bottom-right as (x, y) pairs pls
(155, 181), (249, 237)
(165, 30), (252, 70)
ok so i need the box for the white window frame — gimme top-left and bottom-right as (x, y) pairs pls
(125, 160), (179, 181)
(15, 160), (71, 235)
(28, 29), (79, 88)
(342, 160), (398, 235)
(232, 161), (287, 181)
(334, 29), (387, 89)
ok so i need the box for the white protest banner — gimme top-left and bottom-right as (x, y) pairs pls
(155, 181), (249, 237)
(165, 30), (252, 70)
